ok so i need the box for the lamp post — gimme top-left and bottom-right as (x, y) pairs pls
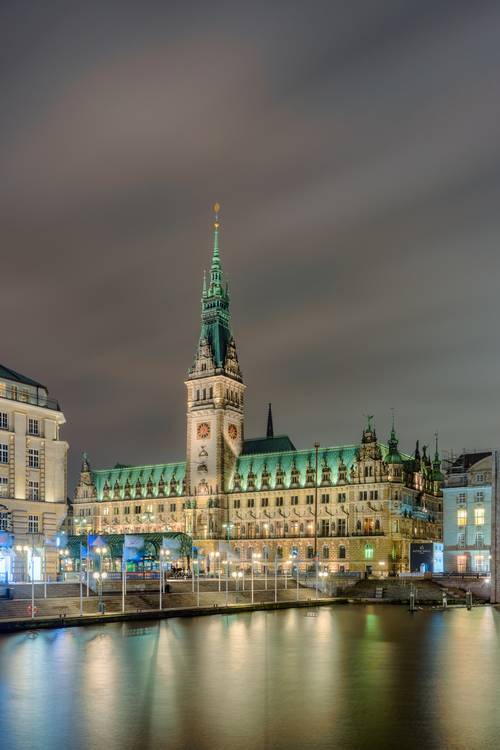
(222, 559), (229, 605)
(159, 548), (170, 609)
(93, 571), (107, 613)
(94, 545), (108, 613)
(75, 518), (91, 597)
(319, 569), (328, 595)
(232, 570), (243, 594)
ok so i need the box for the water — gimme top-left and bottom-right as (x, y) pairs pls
(0, 606), (499, 750)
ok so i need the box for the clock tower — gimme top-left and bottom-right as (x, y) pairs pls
(185, 204), (245, 539)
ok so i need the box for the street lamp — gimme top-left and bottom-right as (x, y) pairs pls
(231, 569), (243, 592)
(159, 548), (170, 609)
(93, 571), (107, 613)
(251, 552), (261, 604)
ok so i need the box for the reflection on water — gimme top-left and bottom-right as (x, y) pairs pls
(1, 606), (499, 750)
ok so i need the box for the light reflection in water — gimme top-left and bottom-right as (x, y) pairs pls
(0, 607), (499, 750)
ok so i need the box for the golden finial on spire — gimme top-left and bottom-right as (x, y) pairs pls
(213, 202), (221, 229)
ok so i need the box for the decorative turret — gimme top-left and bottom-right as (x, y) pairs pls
(362, 415), (377, 444)
(74, 452), (97, 502)
(189, 203), (242, 382)
(386, 415), (403, 466)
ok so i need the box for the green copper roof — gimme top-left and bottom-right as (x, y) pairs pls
(242, 435), (296, 456)
(92, 461), (186, 501)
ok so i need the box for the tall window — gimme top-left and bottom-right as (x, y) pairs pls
(322, 546), (330, 559)
(247, 498), (255, 508)
(364, 544), (374, 560)
(170, 503), (176, 512)
(275, 497), (283, 507)
(28, 481), (39, 501)
(475, 532), (484, 548)
(291, 495), (299, 506)
(475, 491), (484, 503)
(0, 510), (10, 531)
(261, 497), (269, 507)
(457, 532), (465, 547)
(307, 545), (314, 559)
(338, 492), (346, 503)
(233, 499), (240, 509)
(321, 493), (330, 504)
(338, 545), (346, 559)
(28, 418), (39, 436)
(337, 518), (346, 535)
(0, 444), (8, 464)
(28, 449), (39, 468)
(0, 413), (7, 430)
(457, 509), (467, 527)
(0, 477), (8, 497)
(474, 507), (485, 526)
(306, 495), (314, 505)
(28, 514), (39, 533)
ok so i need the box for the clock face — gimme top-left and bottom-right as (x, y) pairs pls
(228, 423), (238, 440)
(197, 422), (210, 439)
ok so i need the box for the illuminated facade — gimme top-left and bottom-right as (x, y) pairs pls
(73, 208), (443, 574)
(443, 452), (492, 573)
(0, 365), (68, 581)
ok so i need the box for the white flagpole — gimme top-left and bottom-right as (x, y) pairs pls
(79, 542), (83, 616)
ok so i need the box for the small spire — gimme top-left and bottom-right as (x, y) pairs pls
(266, 402), (274, 438)
(414, 440), (420, 460)
(202, 270), (207, 296)
(434, 432), (440, 462)
(211, 202), (221, 272)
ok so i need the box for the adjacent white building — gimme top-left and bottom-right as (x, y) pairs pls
(0, 364), (68, 582)
(443, 452), (492, 574)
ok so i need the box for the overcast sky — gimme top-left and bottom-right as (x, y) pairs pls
(1, 0), (500, 491)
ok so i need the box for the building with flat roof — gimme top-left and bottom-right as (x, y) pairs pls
(443, 451), (492, 574)
(0, 364), (68, 581)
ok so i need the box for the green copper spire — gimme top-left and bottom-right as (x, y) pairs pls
(434, 431), (440, 463)
(208, 202), (223, 293)
(189, 203), (241, 380)
(386, 411), (403, 464)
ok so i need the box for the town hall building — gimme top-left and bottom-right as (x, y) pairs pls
(73, 206), (443, 574)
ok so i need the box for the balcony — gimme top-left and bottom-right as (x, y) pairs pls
(0, 386), (60, 412)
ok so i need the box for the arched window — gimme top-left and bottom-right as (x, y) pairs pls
(307, 545), (314, 559)
(338, 545), (346, 559)
(364, 544), (374, 560)
(375, 519), (381, 531)
(356, 519), (362, 531)
(276, 546), (283, 559)
(322, 546), (329, 559)
(263, 545), (269, 560)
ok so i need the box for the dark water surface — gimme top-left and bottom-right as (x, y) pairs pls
(1, 606), (499, 750)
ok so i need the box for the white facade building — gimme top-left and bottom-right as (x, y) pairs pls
(0, 364), (68, 582)
(443, 452), (492, 574)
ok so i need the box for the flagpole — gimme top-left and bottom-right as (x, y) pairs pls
(79, 542), (83, 616)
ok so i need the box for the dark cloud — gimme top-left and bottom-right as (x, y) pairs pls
(1, 0), (499, 489)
